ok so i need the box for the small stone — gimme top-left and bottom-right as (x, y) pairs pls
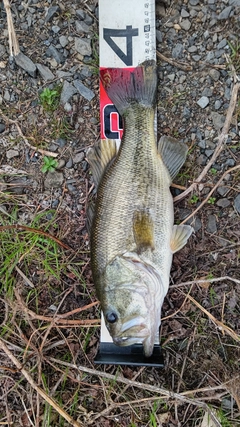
(15, 52), (36, 77)
(234, 194), (240, 213)
(56, 159), (65, 169)
(44, 171), (64, 189)
(36, 63), (54, 81)
(56, 138), (67, 148)
(197, 96), (209, 108)
(188, 45), (198, 53)
(73, 152), (84, 163)
(75, 38), (92, 56)
(46, 45), (64, 64)
(156, 30), (163, 43)
(0, 45), (6, 56)
(211, 112), (225, 130)
(181, 9), (190, 17)
(218, 6), (232, 20)
(225, 158), (235, 167)
(60, 81), (78, 104)
(209, 68), (220, 81)
(190, 0), (199, 4)
(172, 43), (184, 59)
(217, 39), (227, 49)
(216, 198), (230, 208)
(45, 6), (60, 23)
(76, 9), (86, 20)
(207, 214), (217, 234)
(76, 20), (92, 33)
(6, 149), (19, 159)
(180, 19), (191, 31)
(66, 157), (73, 168)
(52, 25), (60, 33)
(205, 149), (214, 157)
(0, 123), (5, 133)
(202, 88), (213, 97)
(217, 186), (229, 196)
(74, 80), (95, 101)
(192, 217), (202, 232)
(59, 35), (68, 48)
(214, 100), (222, 110)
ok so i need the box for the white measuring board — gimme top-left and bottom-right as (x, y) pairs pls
(96, 1), (162, 365)
(99, 0), (156, 143)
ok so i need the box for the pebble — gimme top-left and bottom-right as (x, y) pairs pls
(217, 6), (232, 20)
(73, 152), (85, 163)
(207, 214), (217, 234)
(214, 100), (222, 110)
(76, 20), (92, 33)
(217, 186), (229, 196)
(6, 149), (19, 159)
(15, 52), (36, 77)
(180, 19), (191, 31)
(74, 80), (95, 101)
(45, 5), (60, 23)
(197, 96), (209, 108)
(234, 194), (240, 213)
(44, 171), (64, 189)
(172, 43), (184, 59)
(181, 9), (190, 18)
(211, 112), (225, 130)
(75, 38), (92, 56)
(60, 81), (78, 104)
(216, 198), (230, 208)
(36, 63), (54, 81)
(46, 45), (64, 64)
(209, 69), (220, 81)
(0, 123), (5, 133)
(59, 36), (68, 48)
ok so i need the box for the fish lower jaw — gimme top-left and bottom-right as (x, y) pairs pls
(113, 336), (145, 347)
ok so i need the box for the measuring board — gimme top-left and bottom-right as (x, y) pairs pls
(95, 0), (164, 367)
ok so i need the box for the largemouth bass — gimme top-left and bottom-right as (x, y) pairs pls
(87, 60), (193, 357)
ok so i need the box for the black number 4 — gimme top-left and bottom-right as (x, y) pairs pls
(103, 26), (138, 66)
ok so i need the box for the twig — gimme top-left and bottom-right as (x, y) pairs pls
(170, 276), (240, 289)
(0, 339), (84, 427)
(180, 164), (240, 224)
(15, 266), (34, 288)
(3, 0), (20, 56)
(174, 81), (240, 202)
(186, 294), (240, 342)
(156, 50), (192, 71)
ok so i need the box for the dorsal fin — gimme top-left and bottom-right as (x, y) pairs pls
(157, 136), (188, 181)
(133, 210), (155, 253)
(86, 139), (118, 189)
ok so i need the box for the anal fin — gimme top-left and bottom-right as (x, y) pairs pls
(133, 210), (155, 253)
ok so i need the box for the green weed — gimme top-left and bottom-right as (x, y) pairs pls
(41, 156), (58, 173)
(190, 194), (199, 204)
(228, 39), (240, 71)
(208, 197), (216, 205)
(39, 86), (61, 112)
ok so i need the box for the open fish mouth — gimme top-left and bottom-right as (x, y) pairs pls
(112, 316), (149, 346)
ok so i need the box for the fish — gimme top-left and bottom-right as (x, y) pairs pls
(87, 60), (193, 357)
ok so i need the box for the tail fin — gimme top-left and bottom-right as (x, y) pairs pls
(100, 60), (157, 116)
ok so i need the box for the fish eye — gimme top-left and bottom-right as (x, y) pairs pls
(106, 311), (118, 324)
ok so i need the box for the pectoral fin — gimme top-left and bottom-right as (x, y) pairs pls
(170, 224), (193, 253)
(133, 210), (155, 253)
(158, 135), (188, 181)
(86, 139), (118, 189)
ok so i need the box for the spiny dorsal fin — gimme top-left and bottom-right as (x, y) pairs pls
(86, 139), (118, 189)
(133, 210), (155, 253)
(170, 224), (193, 254)
(157, 135), (188, 181)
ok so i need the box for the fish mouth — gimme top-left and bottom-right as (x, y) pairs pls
(112, 316), (149, 346)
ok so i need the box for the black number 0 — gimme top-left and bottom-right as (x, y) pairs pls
(103, 26), (139, 66)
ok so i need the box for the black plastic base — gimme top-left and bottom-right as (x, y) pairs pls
(94, 342), (164, 367)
